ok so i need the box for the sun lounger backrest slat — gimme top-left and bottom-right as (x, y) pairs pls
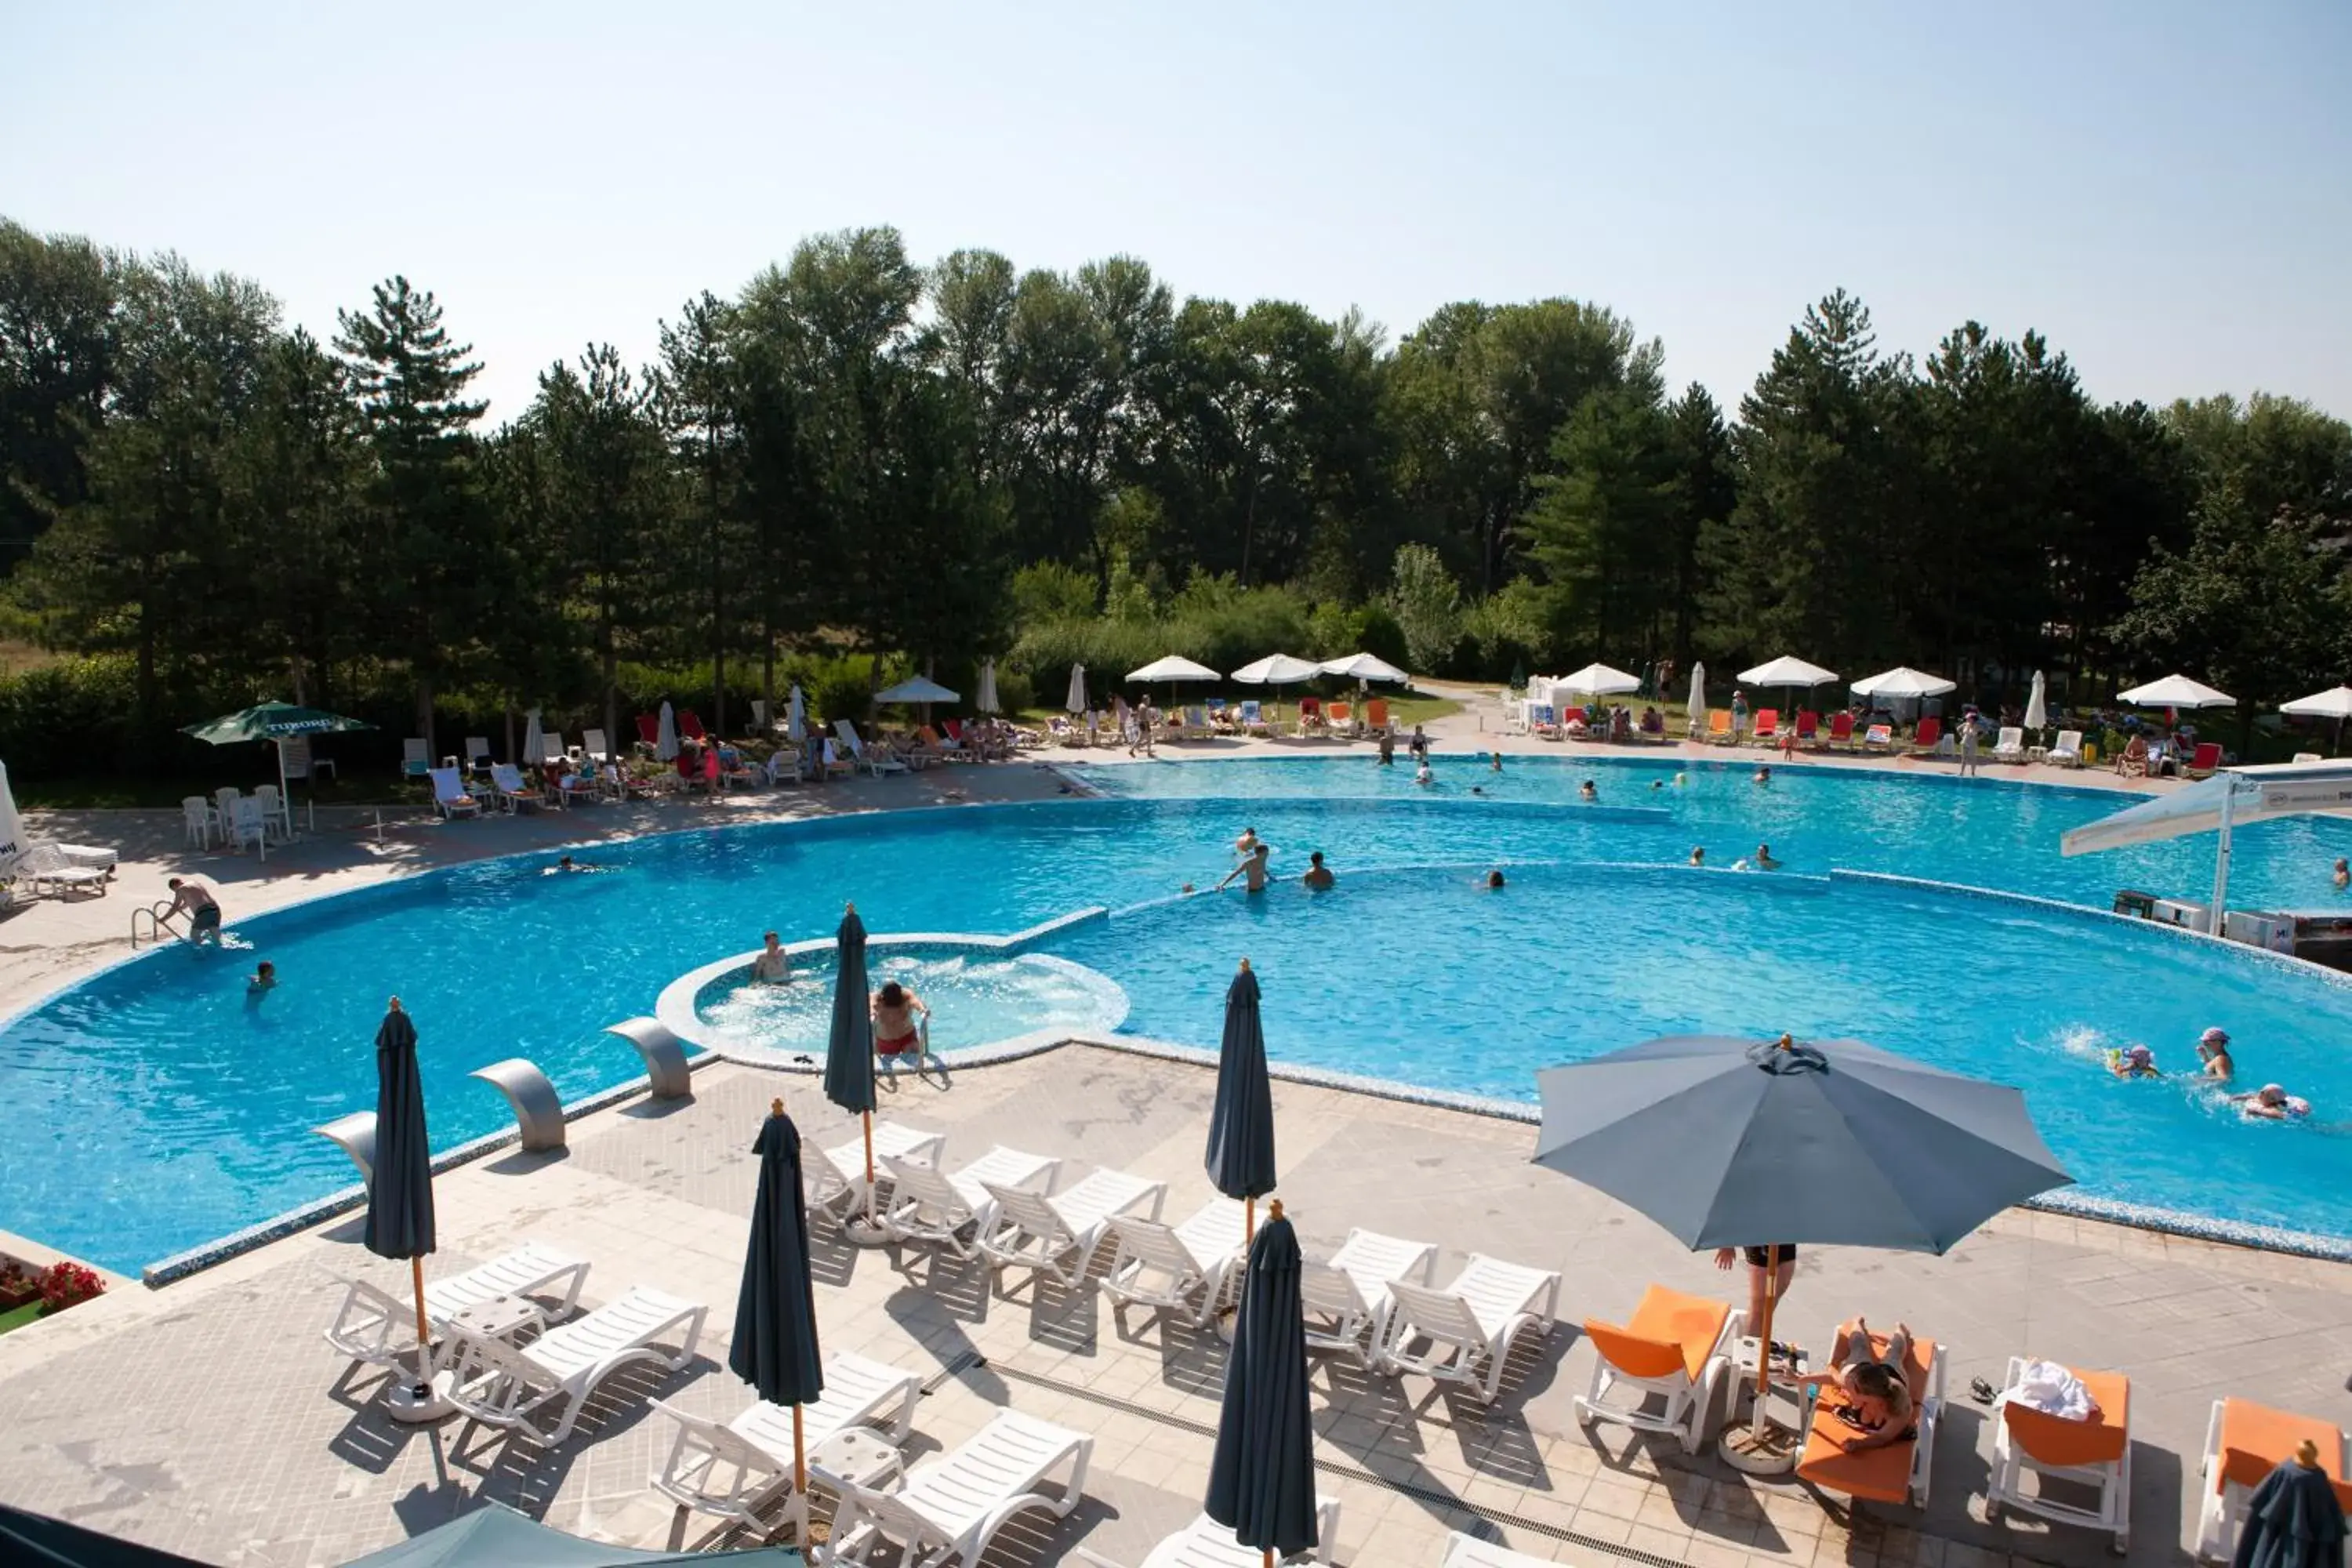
(984, 1183), (1070, 1248)
(1110, 1216), (1201, 1275)
(884, 1156), (973, 1224)
(1385, 1280), (1489, 1346)
(1048, 1168), (1156, 1231)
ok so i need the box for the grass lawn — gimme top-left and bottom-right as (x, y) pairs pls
(0, 1300), (45, 1336)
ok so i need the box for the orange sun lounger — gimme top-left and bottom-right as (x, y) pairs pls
(2197, 1396), (2352, 1562)
(1987, 1359), (2131, 1552)
(1573, 1284), (1740, 1454)
(1795, 1323), (1945, 1509)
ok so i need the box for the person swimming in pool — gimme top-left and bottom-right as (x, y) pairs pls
(1752, 844), (1782, 871)
(1233, 826), (1260, 860)
(1415, 763), (1434, 786)
(1217, 843), (1272, 893)
(751, 931), (790, 983)
(2111, 1044), (2161, 1079)
(2336, 858), (2349, 891)
(1302, 851), (1335, 890)
(1754, 765), (1772, 786)
(2233, 1083), (2310, 1120)
(246, 960), (276, 996)
(1484, 869), (1506, 890)
(1578, 779), (1597, 801)
(1672, 771), (1686, 787)
(1490, 751), (1503, 772)
(1688, 846), (1706, 867)
(1650, 779), (1664, 791)
(2195, 1027), (2233, 1083)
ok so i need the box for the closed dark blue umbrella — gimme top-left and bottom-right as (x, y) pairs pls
(364, 998), (437, 1395)
(1205, 960), (1277, 1236)
(1205, 1203), (1319, 1564)
(730, 1098), (826, 1527)
(2231, 1448), (2347, 1568)
(822, 904), (878, 1220)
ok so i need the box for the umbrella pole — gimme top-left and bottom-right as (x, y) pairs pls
(1245, 1194), (1255, 1247)
(1751, 1242), (1779, 1438)
(410, 1255), (432, 1396)
(793, 1400), (808, 1527)
(862, 1109), (877, 1224)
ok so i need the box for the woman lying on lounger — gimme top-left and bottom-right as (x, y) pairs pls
(1805, 1318), (1918, 1453)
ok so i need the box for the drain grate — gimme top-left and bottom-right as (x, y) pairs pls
(978, 1359), (1689, 1568)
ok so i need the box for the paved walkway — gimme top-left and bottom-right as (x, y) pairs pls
(2, 1047), (2343, 1567)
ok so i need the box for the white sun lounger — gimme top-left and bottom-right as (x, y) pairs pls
(808, 1121), (948, 1223)
(1992, 725), (2027, 763)
(880, 1145), (1061, 1259)
(323, 1240), (590, 1370)
(834, 719), (906, 776)
(1377, 1254), (1562, 1403)
(1439, 1530), (1555, 1567)
(489, 762), (538, 814)
(428, 765), (482, 819)
(1301, 1229), (1439, 1367)
(821, 1408), (1092, 1568)
(2050, 729), (2085, 768)
(649, 1351), (924, 1532)
(1072, 1498), (1342, 1567)
(978, 1167), (1168, 1291)
(441, 1284), (706, 1445)
(15, 843), (114, 899)
(1101, 1197), (1250, 1328)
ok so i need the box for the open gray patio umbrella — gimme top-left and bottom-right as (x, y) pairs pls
(730, 1098), (826, 1543)
(1205, 959), (1278, 1243)
(339, 1498), (805, 1565)
(822, 904), (879, 1226)
(363, 998), (437, 1399)
(1, 1502), (214, 1566)
(1204, 1202), (1319, 1566)
(2231, 1444), (2347, 1568)
(1534, 1033), (2071, 1454)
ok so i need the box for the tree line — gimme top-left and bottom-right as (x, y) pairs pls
(2, 213), (2347, 769)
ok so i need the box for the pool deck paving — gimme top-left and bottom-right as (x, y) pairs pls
(3, 1046), (2347, 1568)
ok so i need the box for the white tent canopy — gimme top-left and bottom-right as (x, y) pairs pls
(876, 675), (958, 704)
(1231, 653), (1323, 685)
(2117, 673), (2234, 709)
(2281, 685), (2352, 719)
(1850, 666), (1955, 699)
(1127, 655), (1221, 683)
(1319, 652), (1410, 684)
(2062, 760), (2352, 934)
(1555, 662), (1641, 696)
(1738, 655), (1839, 688)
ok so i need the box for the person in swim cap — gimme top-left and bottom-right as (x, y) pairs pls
(2195, 1027), (2233, 1083)
(2111, 1044), (2161, 1080)
(2233, 1083), (2307, 1120)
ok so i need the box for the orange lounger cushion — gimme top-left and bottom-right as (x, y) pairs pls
(2003, 1366), (2129, 1468)
(2216, 1398), (2346, 1497)
(1582, 1284), (1729, 1385)
(1795, 1325), (1938, 1505)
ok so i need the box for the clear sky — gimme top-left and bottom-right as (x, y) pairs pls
(7, 1), (2347, 425)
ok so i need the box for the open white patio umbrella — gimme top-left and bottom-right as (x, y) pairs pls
(1128, 655), (1221, 684)
(2118, 673), (2234, 710)
(1738, 655), (1839, 730)
(1850, 666), (1955, 699)
(1317, 652), (1409, 685)
(975, 660), (1001, 716)
(521, 707), (544, 768)
(875, 675), (958, 705)
(656, 701), (679, 760)
(2024, 671), (2048, 740)
(1686, 662), (1707, 738)
(2281, 685), (2352, 756)
(1065, 664), (1087, 715)
(1556, 662), (1641, 697)
(1231, 653), (1323, 685)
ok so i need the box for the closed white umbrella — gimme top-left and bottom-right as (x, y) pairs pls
(1230, 653), (1323, 685)
(786, 684), (807, 743)
(1850, 666), (1956, 699)
(1317, 652), (1410, 684)
(2024, 671), (2048, 736)
(656, 700), (679, 760)
(1686, 662), (1707, 738)
(522, 707), (544, 767)
(975, 661), (1000, 716)
(1127, 655), (1221, 684)
(2118, 673), (2233, 709)
(1065, 664), (1087, 714)
(1557, 662), (1641, 696)
(876, 676), (959, 704)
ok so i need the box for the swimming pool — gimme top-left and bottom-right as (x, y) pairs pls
(4, 756), (2348, 1272)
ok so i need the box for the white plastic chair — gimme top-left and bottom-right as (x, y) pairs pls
(808, 1122), (947, 1224)
(880, 1145), (1060, 1260)
(978, 1167), (1167, 1291)
(401, 738), (430, 779)
(212, 786), (243, 843)
(1571, 1284), (1743, 1454)
(252, 783), (290, 841)
(324, 1241), (589, 1370)
(440, 1284), (706, 1446)
(225, 797), (269, 855)
(1992, 726), (2026, 762)
(2049, 730), (2085, 768)
(1377, 1254), (1561, 1403)
(1100, 1198), (1249, 1328)
(463, 736), (492, 777)
(181, 795), (215, 851)
(649, 1351), (922, 1535)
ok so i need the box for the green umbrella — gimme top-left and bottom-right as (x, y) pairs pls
(183, 702), (372, 839)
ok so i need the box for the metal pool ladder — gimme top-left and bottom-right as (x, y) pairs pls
(130, 901), (179, 949)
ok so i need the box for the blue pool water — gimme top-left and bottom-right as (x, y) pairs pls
(4, 756), (2350, 1272)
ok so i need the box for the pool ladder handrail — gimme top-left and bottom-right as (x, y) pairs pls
(130, 901), (180, 949)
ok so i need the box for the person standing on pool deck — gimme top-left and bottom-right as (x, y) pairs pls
(166, 876), (223, 947)
(1958, 721), (1980, 777)
(1731, 690), (1748, 739)
(1715, 1243), (1797, 1351)
(751, 931), (790, 983)
(1218, 843), (1272, 893)
(1302, 851), (1335, 890)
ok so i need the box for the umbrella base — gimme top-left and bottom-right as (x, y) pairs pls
(1717, 1418), (1802, 1476)
(840, 1214), (893, 1249)
(384, 1370), (458, 1424)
